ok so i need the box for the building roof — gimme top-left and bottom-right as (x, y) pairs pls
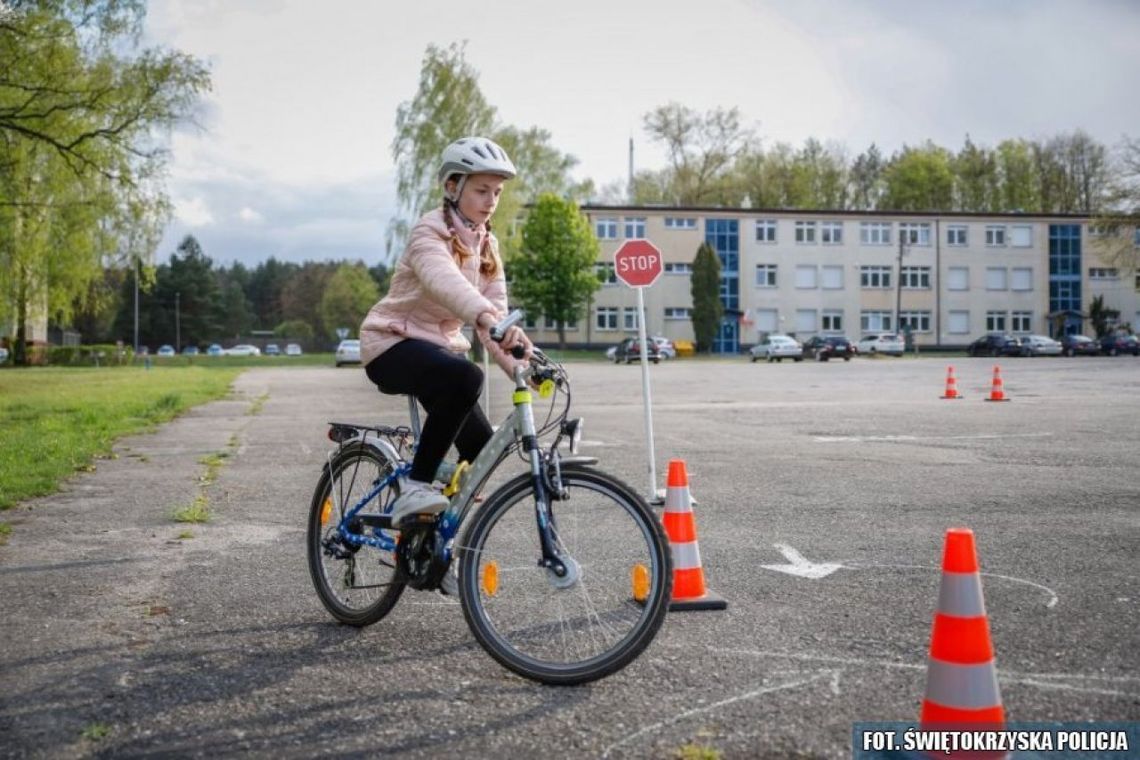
(579, 204), (1091, 221)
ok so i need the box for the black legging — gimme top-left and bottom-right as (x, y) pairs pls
(365, 339), (492, 483)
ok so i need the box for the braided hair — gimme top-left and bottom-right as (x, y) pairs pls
(442, 198), (499, 278)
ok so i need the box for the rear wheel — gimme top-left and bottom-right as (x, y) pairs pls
(458, 469), (671, 685)
(307, 444), (405, 626)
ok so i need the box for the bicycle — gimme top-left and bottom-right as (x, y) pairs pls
(306, 311), (673, 685)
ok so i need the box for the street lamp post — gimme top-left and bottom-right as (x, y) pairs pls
(894, 233), (908, 336)
(175, 291), (181, 352)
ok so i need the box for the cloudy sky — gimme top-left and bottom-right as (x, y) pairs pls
(144, 0), (1140, 269)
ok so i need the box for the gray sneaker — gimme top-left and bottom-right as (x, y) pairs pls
(439, 563), (458, 596)
(388, 480), (448, 524)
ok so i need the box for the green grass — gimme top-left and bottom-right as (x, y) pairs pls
(143, 353), (335, 368)
(81, 723), (111, 740)
(0, 366), (239, 511)
(172, 494), (210, 523)
(0, 522), (10, 545)
(676, 745), (721, 760)
(197, 451), (230, 485)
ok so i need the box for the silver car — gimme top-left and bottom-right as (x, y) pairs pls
(1020, 334), (1062, 356)
(856, 333), (904, 356)
(749, 334), (803, 363)
(335, 339), (361, 367)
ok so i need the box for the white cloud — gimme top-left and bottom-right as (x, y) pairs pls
(173, 196), (214, 227)
(238, 207), (264, 223)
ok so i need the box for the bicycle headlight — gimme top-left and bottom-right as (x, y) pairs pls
(562, 418), (583, 455)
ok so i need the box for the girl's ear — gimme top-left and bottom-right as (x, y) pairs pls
(445, 178), (458, 197)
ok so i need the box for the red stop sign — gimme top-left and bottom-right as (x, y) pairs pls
(613, 239), (663, 288)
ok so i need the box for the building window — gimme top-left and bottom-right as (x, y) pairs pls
(623, 307), (640, 331)
(1089, 267), (1120, 280)
(947, 225), (968, 246)
(664, 217), (697, 229)
(523, 312), (538, 329)
(986, 311), (1007, 332)
(624, 217), (646, 239)
(755, 264), (777, 287)
(1010, 225), (1032, 247)
(821, 310), (844, 332)
(821, 265), (844, 289)
(1010, 311), (1032, 333)
(664, 262), (693, 274)
(899, 310), (931, 333)
(795, 265), (818, 288)
(664, 307), (692, 320)
(595, 262), (616, 284)
(596, 217), (617, 240)
(755, 308), (778, 332)
(795, 221), (817, 244)
(796, 309), (817, 333)
(595, 307), (618, 330)
(948, 311), (970, 334)
(985, 267), (1008, 290)
(947, 266), (969, 291)
(900, 266), (931, 289)
(986, 225), (1006, 247)
(899, 223), (931, 246)
(860, 222), (892, 245)
(861, 311), (893, 331)
(755, 219), (777, 243)
(820, 221), (843, 245)
(1011, 267), (1033, 291)
(860, 265), (892, 288)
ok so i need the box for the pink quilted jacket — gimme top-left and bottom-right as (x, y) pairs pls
(360, 208), (517, 374)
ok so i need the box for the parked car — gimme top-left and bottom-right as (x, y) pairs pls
(801, 335), (854, 362)
(264, 343), (281, 356)
(225, 344), (261, 357)
(157, 345), (176, 357)
(749, 334), (803, 363)
(182, 345), (199, 356)
(1058, 334), (1099, 357)
(1099, 333), (1139, 356)
(966, 334), (1023, 357)
(335, 339), (361, 366)
(0, 346), (8, 364)
(1019, 334), (1062, 357)
(856, 333), (904, 357)
(285, 343), (303, 356)
(206, 344), (224, 356)
(649, 336), (676, 359)
(609, 336), (661, 364)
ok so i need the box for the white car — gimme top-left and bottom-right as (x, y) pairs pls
(0, 346), (9, 364)
(225, 344), (261, 357)
(856, 333), (904, 356)
(651, 336), (677, 359)
(1020, 334), (1062, 357)
(285, 343), (303, 356)
(335, 339), (361, 366)
(749, 334), (803, 363)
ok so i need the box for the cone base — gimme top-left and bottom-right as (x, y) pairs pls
(983, 397), (1010, 402)
(669, 589), (728, 611)
(940, 395), (962, 399)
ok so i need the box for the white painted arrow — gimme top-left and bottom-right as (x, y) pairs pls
(761, 543), (843, 579)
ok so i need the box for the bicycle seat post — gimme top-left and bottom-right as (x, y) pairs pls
(406, 395), (422, 439)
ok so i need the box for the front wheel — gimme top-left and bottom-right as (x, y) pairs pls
(457, 469), (671, 685)
(307, 444), (406, 626)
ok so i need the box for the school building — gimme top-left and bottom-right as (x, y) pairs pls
(518, 206), (1140, 352)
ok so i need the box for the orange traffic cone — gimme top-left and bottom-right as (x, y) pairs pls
(920, 528), (1005, 731)
(662, 459), (726, 611)
(984, 365), (1010, 402)
(941, 366), (962, 399)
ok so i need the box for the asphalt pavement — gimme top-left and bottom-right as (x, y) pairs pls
(1, 355), (1137, 758)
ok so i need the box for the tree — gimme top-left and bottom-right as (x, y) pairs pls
(643, 103), (753, 205)
(1088, 294), (1119, 339)
(510, 194), (600, 349)
(319, 263), (379, 340)
(0, 1), (209, 364)
(389, 42), (496, 256)
(848, 144), (885, 210)
(880, 143), (955, 211)
(1089, 135), (1140, 274)
(690, 242), (723, 353)
(954, 136), (999, 212)
(279, 262), (338, 341)
(995, 139), (1039, 212)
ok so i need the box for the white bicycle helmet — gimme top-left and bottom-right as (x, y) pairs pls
(438, 136), (517, 201)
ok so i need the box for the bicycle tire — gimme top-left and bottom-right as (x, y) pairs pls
(307, 443), (405, 626)
(457, 468), (672, 685)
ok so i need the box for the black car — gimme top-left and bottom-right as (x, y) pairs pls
(610, 337), (661, 364)
(1059, 334), (1100, 357)
(801, 335), (854, 361)
(966, 334), (1023, 357)
(1099, 333), (1140, 356)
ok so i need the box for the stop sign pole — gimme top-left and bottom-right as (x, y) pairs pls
(613, 239), (664, 503)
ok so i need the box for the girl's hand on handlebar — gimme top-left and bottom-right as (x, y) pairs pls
(499, 325), (533, 360)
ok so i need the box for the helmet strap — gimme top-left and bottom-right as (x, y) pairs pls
(446, 198), (478, 230)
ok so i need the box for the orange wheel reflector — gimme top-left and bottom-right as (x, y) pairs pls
(319, 497), (333, 526)
(632, 564), (650, 602)
(481, 561), (499, 597)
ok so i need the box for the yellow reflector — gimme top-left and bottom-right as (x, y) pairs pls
(538, 379), (555, 398)
(319, 497), (333, 526)
(632, 564), (650, 603)
(481, 561), (500, 597)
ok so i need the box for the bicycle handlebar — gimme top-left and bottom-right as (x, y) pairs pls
(489, 309), (524, 342)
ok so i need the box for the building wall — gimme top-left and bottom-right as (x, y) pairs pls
(518, 206), (1134, 350)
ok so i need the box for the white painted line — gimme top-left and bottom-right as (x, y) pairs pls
(842, 562), (1059, 608)
(600, 668), (843, 758)
(814, 432), (1055, 443)
(761, 543), (843, 579)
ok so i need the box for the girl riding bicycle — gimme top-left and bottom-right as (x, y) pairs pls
(360, 136), (532, 524)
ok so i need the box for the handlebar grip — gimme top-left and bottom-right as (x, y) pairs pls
(510, 344), (526, 360)
(489, 309), (525, 342)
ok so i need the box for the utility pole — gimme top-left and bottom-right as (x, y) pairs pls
(175, 291), (181, 351)
(133, 256), (139, 354)
(894, 232), (907, 336)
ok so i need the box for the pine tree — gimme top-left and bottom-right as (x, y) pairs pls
(690, 243), (723, 353)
